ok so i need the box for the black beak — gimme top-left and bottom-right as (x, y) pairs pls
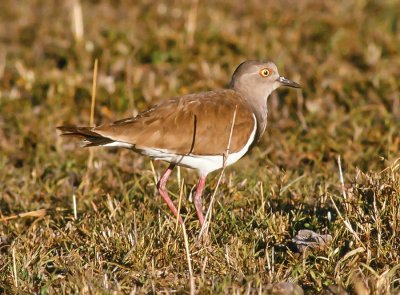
(277, 76), (301, 88)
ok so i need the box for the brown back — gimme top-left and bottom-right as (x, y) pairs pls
(94, 89), (256, 155)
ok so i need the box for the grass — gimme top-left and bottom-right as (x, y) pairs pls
(1, 0), (400, 293)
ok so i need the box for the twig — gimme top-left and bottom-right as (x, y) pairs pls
(71, 0), (84, 43)
(177, 166), (181, 189)
(337, 156), (347, 200)
(87, 59), (98, 170)
(149, 160), (158, 194)
(186, 0), (199, 47)
(279, 174), (305, 195)
(0, 209), (47, 222)
(199, 105), (237, 239)
(330, 156), (366, 248)
(182, 223), (195, 295)
(329, 196), (365, 249)
(12, 247), (18, 287)
(90, 59), (98, 127)
(175, 178), (185, 231)
(260, 181), (265, 216)
(72, 192), (78, 219)
(201, 256), (208, 279)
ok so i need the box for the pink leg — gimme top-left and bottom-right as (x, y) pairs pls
(157, 164), (184, 224)
(193, 174), (207, 226)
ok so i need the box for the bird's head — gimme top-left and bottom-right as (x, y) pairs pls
(229, 60), (300, 100)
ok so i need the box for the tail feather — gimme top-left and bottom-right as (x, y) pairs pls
(57, 126), (114, 147)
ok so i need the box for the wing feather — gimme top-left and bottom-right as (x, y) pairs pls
(93, 89), (256, 155)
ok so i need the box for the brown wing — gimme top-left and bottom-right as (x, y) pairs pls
(93, 89), (256, 155)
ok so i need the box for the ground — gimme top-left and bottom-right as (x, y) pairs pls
(0, 0), (399, 294)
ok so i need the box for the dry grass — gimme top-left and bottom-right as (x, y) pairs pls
(0, 0), (400, 293)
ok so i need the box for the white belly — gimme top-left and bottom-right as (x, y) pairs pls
(104, 115), (257, 175)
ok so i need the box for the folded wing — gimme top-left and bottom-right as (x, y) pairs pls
(59, 89), (256, 156)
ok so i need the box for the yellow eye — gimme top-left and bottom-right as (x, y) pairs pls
(259, 68), (271, 77)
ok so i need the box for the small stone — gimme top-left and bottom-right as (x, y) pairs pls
(292, 229), (332, 253)
(266, 282), (304, 295)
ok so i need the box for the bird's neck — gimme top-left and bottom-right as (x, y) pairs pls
(231, 83), (272, 141)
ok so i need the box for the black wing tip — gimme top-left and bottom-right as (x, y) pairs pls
(57, 125), (115, 147)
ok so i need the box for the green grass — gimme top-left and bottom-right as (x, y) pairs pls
(1, 0), (400, 293)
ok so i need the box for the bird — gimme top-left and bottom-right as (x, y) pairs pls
(57, 60), (300, 226)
